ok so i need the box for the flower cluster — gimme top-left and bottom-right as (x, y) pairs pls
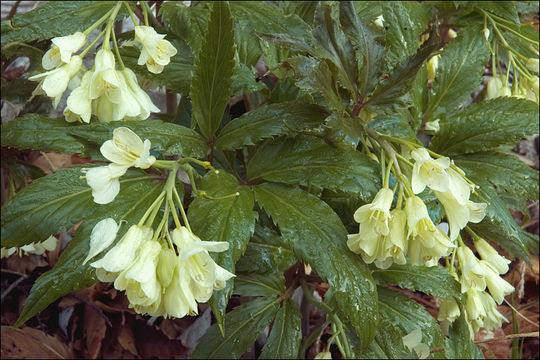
(85, 220), (234, 318)
(82, 127), (155, 204)
(82, 128), (234, 319)
(348, 147), (486, 269)
(28, 3), (175, 123)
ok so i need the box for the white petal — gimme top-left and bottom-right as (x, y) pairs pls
(83, 218), (119, 265)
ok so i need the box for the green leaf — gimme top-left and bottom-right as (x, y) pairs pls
(1, 115), (209, 158)
(445, 310), (485, 359)
(192, 297), (280, 359)
(377, 287), (446, 357)
(368, 111), (416, 139)
(455, 152), (539, 202)
(339, 2), (386, 96)
(430, 98), (539, 155)
(215, 102), (329, 151)
(425, 26), (490, 121)
(253, 183), (378, 349)
(372, 264), (461, 300)
(287, 56), (346, 113)
(362, 322), (415, 359)
(382, 2), (431, 66)
(313, 2), (359, 97)
(260, 299), (302, 359)
(470, 186), (529, 261)
(190, 1), (235, 139)
(369, 24), (439, 108)
(234, 272), (285, 297)
(14, 171), (163, 326)
(248, 135), (381, 201)
(119, 38), (194, 95)
(231, 62), (266, 96)
(188, 171), (257, 329)
(235, 225), (296, 274)
(1, 114), (89, 155)
(473, 1), (519, 24)
(1, 167), (154, 248)
(68, 120), (209, 158)
(1, 2), (120, 44)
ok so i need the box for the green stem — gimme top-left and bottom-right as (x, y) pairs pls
(173, 185), (191, 232)
(138, 190), (165, 226)
(84, 7), (114, 35)
(384, 159), (393, 189)
(331, 322), (346, 358)
(111, 26), (125, 70)
(141, 0), (150, 26)
(496, 22), (539, 46)
(123, 1), (138, 25)
(380, 149), (386, 186)
(79, 29), (106, 57)
(168, 197), (182, 229)
(103, 2), (122, 51)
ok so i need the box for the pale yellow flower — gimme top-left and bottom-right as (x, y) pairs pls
(353, 187), (394, 236)
(457, 246), (487, 293)
(427, 55), (440, 81)
(120, 68), (160, 120)
(42, 32), (86, 70)
(83, 218), (119, 265)
(29, 55), (83, 108)
(424, 119), (440, 133)
(479, 291), (508, 331)
(402, 327), (429, 359)
(134, 26), (177, 74)
(100, 127), (156, 169)
(437, 298), (461, 334)
(435, 190), (486, 241)
(474, 237), (511, 275)
(411, 148), (451, 194)
(89, 49), (122, 103)
(486, 76), (511, 99)
(526, 58), (539, 73)
(65, 71), (93, 123)
(479, 261), (514, 305)
(83, 164), (128, 205)
(406, 196), (455, 266)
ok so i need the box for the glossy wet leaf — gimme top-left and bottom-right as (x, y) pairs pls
(260, 299), (302, 359)
(234, 272), (285, 297)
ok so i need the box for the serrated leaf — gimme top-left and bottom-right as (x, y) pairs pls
(430, 98), (539, 155)
(235, 225), (296, 274)
(1, 167), (156, 248)
(260, 299), (302, 359)
(339, 2), (385, 96)
(234, 272), (285, 297)
(215, 102), (329, 151)
(372, 264), (461, 300)
(368, 24), (439, 108)
(362, 322), (415, 359)
(68, 120), (209, 158)
(445, 310), (485, 359)
(1, 2), (121, 44)
(190, 1), (235, 139)
(382, 2), (431, 66)
(248, 135), (381, 201)
(192, 297), (280, 359)
(119, 38), (194, 95)
(368, 111), (416, 139)
(425, 26), (490, 120)
(473, 1), (519, 24)
(470, 186), (529, 262)
(188, 171), (257, 329)
(253, 183), (378, 349)
(1, 114), (89, 155)
(377, 287), (446, 357)
(313, 2), (359, 98)
(14, 171), (163, 326)
(2, 115), (208, 158)
(455, 152), (539, 202)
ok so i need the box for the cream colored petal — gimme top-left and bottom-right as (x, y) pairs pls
(146, 60), (165, 74)
(411, 164), (426, 194)
(42, 47), (61, 70)
(213, 264), (235, 290)
(42, 68), (69, 97)
(467, 201), (487, 223)
(85, 164), (128, 204)
(83, 218), (119, 265)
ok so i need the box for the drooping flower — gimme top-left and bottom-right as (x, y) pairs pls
(100, 127), (156, 169)
(42, 32), (87, 70)
(478, 291), (509, 331)
(29, 55), (83, 107)
(424, 119), (440, 133)
(353, 187), (394, 236)
(435, 190), (486, 241)
(84, 127), (156, 204)
(89, 49), (122, 103)
(90, 224), (152, 282)
(411, 148), (451, 194)
(526, 58), (539, 73)
(479, 260), (514, 305)
(406, 195), (455, 266)
(134, 26), (177, 74)
(457, 245), (487, 293)
(437, 298), (461, 334)
(65, 71), (93, 123)
(162, 227), (235, 318)
(486, 76), (511, 99)
(120, 68), (160, 120)
(402, 327), (429, 359)
(474, 237), (511, 275)
(83, 164), (129, 205)
(83, 218), (119, 264)
(464, 288), (487, 333)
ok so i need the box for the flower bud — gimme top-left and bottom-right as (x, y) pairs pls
(526, 58), (539, 73)
(474, 237), (511, 274)
(427, 55), (439, 81)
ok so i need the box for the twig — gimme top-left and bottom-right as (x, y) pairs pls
(1, 268), (26, 276)
(430, 332), (539, 353)
(6, 0), (21, 20)
(1, 273), (28, 302)
(504, 298), (540, 328)
(68, 292), (112, 327)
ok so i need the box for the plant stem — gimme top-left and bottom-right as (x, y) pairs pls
(84, 7), (114, 35)
(111, 26), (125, 70)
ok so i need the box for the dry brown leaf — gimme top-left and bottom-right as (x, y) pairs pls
(157, 318), (181, 340)
(83, 304), (108, 359)
(118, 314), (138, 356)
(1, 326), (73, 359)
(32, 152), (73, 174)
(6, 253), (48, 274)
(135, 320), (189, 359)
(477, 328), (511, 359)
